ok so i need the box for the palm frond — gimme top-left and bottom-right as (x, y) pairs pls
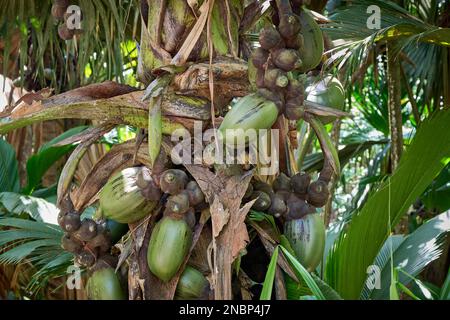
(303, 138), (387, 172)
(0, 139), (20, 193)
(325, 109), (450, 299)
(0, 192), (59, 224)
(0, 0), (140, 92)
(323, 0), (450, 87)
(360, 235), (404, 299)
(366, 211), (450, 299)
(0, 217), (73, 295)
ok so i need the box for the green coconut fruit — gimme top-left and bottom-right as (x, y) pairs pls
(99, 167), (157, 224)
(306, 75), (345, 124)
(147, 216), (193, 282)
(175, 266), (209, 300)
(86, 267), (126, 300)
(297, 9), (324, 73)
(284, 213), (325, 271)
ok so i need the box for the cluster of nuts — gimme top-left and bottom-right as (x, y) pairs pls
(158, 169), (206, 229)
(58, 210), (116, 268)
(246, 164), (333, 221)
(51, 0), (83, 40)
(252, 0), (306, 121)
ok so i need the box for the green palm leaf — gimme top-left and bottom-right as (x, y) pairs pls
(0, 139), (20, 193)
(368, 211), (450, 299)
(23, 126), (88, 194)
(0, 217), (72, 295)
(325, 109), (450, 299)
(0, 192), (59, 224)
(324, 0), (450, 105)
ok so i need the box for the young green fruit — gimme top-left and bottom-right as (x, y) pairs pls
(75, 251), (96, 268)
(147, 216), (193, 282)
(51, 4), (66, 20)
(285, 34), (304, 50)
(272, 49), (302, 71)
(250, 191), (272, 212)
(307, 180), (329, 207)
(87, 232), (111, 254)
(58, 23), (74, 40)
(175, 266), (209, 300)
(268, 193), (287, 217)
(257, 88), (285, 112)
(291, 172), (311, 195)
(166, 191), (190, 215)
(55, 0), (70, 7)
(272, 173), (291, 192)
(186, 181), (204, 206)
(286, 194), (315, 220)
(253, 181), (274, 195)
(86, 267), (126, 300)
(61, 234), (82, 254)
(59, 211), (81, 232)
(99, 167), (157, 224)
(160, 169), (189, 195)
(264, 68), (289, 89)
(72, 218), (97, 242)
(285, 79), (304, 100)
(284, 213), (325, 271)
(278, 14), (301, 39)
(252, 47), (269, 69)
(259, 27), (283, 50)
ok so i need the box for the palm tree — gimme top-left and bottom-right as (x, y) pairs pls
(0, 0), (449, 301)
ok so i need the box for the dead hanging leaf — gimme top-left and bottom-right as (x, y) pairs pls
(230, 200), (255, 260)
(275, 265), (287, 300)
(115, 236), (133, 272)
(128, 251), (144, 300)
(13, 81), (132, 118)
(148, 96), (163, 168)
(210, 198), (230, 238)
(20, 88), (53, 102)
(11, 100), (44, 119)
(185, 165), (254, 300)
(304, 100), (351, 118)
(53, 124), (114, 147)
(306, 115), (341, 176)
(171, 0), (211, 66)
(253, 225), (299, 282)
(238, 270), (254, 300)
(56, 125), (114, 207)
(188, 222), (213, 274)
(43, 81), (137, 107)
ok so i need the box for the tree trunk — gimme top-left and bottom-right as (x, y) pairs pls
(133, 0), (246, 300)
(386, 43), (403, 171)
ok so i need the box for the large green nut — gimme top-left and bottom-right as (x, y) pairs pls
(175, 266), (209, 300)
(99, 167), (157, 224)
(306, 75), (345, 124)
(297, 9), (324, 73)
(86, 267), (126, 300)
(219, 93), (279, 146)
(147, 216), (193, 282)
(284, 213), (325, 271)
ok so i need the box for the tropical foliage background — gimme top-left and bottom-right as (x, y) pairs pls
(0, 0), (449, 300)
